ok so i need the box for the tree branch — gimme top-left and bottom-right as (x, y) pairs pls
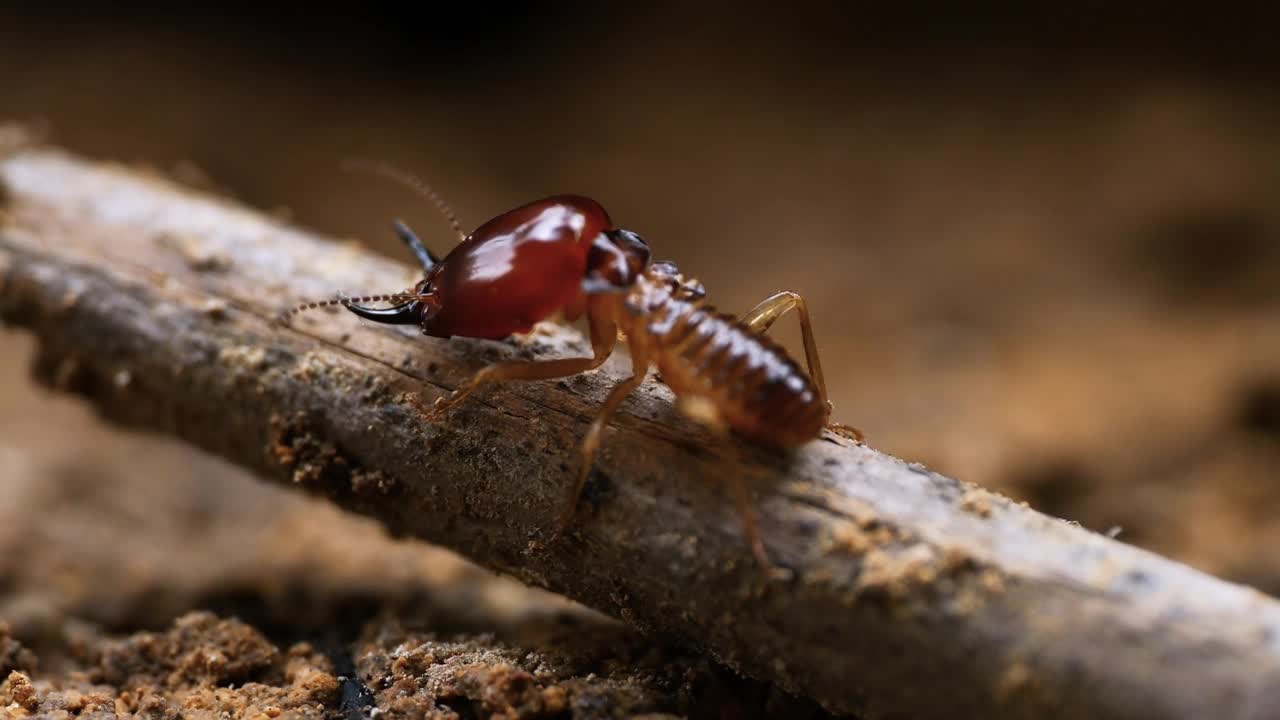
(2, 144), (1279, 720)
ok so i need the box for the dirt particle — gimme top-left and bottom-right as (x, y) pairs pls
(268, 413), (385, 502)
(540, 684), (568, 714)
(113, 368), (133, 389)
(821, 523), (872, 556)
(940, 547), (977, 573)
(219, 345), (269, 372)
(288, 351), (369, 390)
(1, 671), (39, 712)
(154, 231), (232, 273)
(960, 488), (992, 518)
(94, 611), (279, 688)
(202, 298), (230, 320)
(351, 617), (778, 720)
(269, 414), (349, 488)
(63, 612), (340, 719)
(979, 569), (1006, 594)
(351, 469), (394, 496)
(857, 545), (939, 600)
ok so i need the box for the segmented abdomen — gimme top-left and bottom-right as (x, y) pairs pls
(643, 296), (826, 448)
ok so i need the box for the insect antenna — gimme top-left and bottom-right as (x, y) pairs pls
(340, 158), (467, 241)
(274, 292), (428, 327)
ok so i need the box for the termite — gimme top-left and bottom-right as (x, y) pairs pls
(278, 164), (863, 571)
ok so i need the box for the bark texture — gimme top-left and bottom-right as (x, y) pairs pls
(2, 144), (1279, 720)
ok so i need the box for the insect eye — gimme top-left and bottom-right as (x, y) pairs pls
(650, 260), (677, 276)
(610, 228), (648, 249)
(605, 229), (651, 267)
(679, 279), (706, 300)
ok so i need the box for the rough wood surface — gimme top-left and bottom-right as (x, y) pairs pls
(2, 144), (1279, 720)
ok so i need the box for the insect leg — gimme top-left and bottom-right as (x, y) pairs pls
(675, 395), (776, 575)
(741, 291), (864, 442)
(557, 335), (652, 533)
(425, 312), (618, 421)
(741, 291), (827, 402)
(726, 462), (777, 577)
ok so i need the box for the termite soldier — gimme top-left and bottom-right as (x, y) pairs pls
(279, 164), (863, 571)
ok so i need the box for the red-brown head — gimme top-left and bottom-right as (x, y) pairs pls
(415, 194), (615, 339)
(279, 185), (653, 339)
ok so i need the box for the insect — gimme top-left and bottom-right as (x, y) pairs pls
(278, 164), (863, 571)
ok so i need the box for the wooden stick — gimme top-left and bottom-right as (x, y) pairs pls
(2, 144), (1278, 720)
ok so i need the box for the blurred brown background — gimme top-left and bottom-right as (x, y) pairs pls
(2, 2), (1280, 649)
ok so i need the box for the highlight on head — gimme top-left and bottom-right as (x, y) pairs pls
(581, 228), (653, 294)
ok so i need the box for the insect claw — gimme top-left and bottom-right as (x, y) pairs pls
(827, 422), (866, 444)
(404, 389), (454, 424)
(419, 392), (462, 424)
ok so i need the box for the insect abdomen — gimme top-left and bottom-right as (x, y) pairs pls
(646, 297), (826, 448)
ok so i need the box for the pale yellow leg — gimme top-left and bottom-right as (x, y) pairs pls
(557, 336), (652, 533)
(741, 291), (864, 443)
(741, 291), (827, 402)
(727, 463), (776, 576)
(676, 395), (777, 575)
(426, 313), (617, 421)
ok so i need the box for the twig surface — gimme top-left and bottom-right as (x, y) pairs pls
(2, 146), (1279, 720)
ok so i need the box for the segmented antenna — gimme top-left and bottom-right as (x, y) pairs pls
(340, 158), (466, 241)
(274, 292), (426, 326)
